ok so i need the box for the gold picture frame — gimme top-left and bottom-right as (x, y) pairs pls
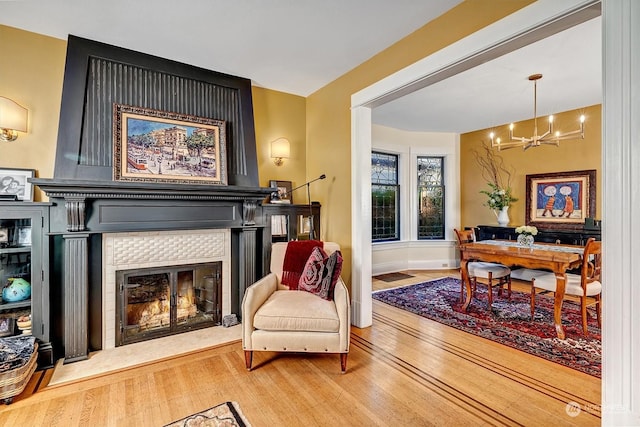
(113, 104), (227, 185)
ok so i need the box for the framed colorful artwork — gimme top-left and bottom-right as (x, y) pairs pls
(113, 104), (227, 185)
(525, 169), (596, 229)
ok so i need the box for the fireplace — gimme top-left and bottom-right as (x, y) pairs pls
(116, 262), (221, 346)
(30, 35), (273, 363)
(102, 228), (233, 350)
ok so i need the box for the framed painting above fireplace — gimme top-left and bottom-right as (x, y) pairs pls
(113, 104), (227, 185)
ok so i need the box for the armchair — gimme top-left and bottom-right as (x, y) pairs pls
(242, 242), (350, 373)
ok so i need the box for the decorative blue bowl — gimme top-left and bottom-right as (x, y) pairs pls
(2, 278), (31, 303)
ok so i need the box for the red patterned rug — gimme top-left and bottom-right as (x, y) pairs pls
(372, 277), (601, 378)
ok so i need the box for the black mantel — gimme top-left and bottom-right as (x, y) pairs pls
(32, 179), (272, 232)
(34, 178), (273, 363)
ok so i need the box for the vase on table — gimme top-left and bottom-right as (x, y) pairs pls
(495, 206), (510, 227)
(517, 233), (535, 247)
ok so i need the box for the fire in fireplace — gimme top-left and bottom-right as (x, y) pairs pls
(116, 262), (222, 346)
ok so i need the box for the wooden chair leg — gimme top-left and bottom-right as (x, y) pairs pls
(244, 350), (253, 371)
(530, 281), (536, 320)
(340, 353), (348, 373)
(487, 272), (493, 309)
(595, 295), (602, 329)
(581, 296), (589, 335)
(506, 276), (512, 299)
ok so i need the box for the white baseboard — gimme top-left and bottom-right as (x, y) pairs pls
(372, 259), (457, 276)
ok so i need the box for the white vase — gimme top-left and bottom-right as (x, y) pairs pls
(495, 206), (510, 227)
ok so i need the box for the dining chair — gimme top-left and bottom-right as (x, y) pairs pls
(454, 228), (512, 309)
(530, 237), (602, 335)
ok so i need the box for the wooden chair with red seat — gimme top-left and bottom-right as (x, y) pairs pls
(454, 228), (512, 309)
(530, 237), (602, 335)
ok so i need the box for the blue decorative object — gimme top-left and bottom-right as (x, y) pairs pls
(2, 278), (31, 303)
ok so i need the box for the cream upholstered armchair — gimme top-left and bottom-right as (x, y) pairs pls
(241, 242), (350, 373)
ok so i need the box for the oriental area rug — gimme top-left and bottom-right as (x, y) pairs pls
(164, 401), (252, 427)
(372, 277), (601, 378)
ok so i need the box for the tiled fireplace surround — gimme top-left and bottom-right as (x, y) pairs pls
(102, 228), (232, 350)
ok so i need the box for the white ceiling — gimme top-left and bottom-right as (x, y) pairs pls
(372, 16), (602, 133)
(1, 0), (601, 134)
(0, 0), (462, 97)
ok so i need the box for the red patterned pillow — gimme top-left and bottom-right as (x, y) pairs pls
(298, 246), (343, 300)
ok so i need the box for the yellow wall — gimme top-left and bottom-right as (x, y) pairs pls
(0, 25), (66, 201)
(1, 25), (307, 202)
(306, 0), (535, 286)
(252, 87), (307, 190)
(460, 104), (602, 228)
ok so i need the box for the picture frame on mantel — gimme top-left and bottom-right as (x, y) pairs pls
(268, 180), (293, 204)
(113, 104), (227, 185)
(525, 169), (596, 230)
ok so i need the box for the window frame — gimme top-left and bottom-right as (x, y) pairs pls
(371, 151), (400, 242)
(416, 155), (445, 240)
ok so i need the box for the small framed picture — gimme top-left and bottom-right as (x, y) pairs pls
(0, 318), (15, 337)
(298, 215), (311, 235)
(18, 227), (31, 246)
(0, 168), (35, 202)
(268, 180), (293, 204)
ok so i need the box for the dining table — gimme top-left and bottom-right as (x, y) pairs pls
(459, 239), (584, 339)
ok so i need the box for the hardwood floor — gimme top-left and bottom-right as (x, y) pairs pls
(0, 269), (600, 426)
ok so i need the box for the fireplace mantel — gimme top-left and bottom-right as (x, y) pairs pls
(36, 178), (272, 363)
(31, 178), (271, 200)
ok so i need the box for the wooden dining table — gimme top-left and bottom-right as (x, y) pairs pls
(459, 239), (584, 340)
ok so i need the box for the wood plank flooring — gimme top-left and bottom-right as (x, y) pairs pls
(0, 269), (600, 426)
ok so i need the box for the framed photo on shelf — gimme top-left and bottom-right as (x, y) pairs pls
(0, 318), (15, 337)
(17, 227), (32, 246)
(269, 180), (293, 204)
(525, 169), (596, 229)
(113, 104), (227, 185)
(0, 167), (35, 202)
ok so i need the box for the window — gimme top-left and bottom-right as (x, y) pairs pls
(371, 152), (399, 241)
(417, 156), (444, 239)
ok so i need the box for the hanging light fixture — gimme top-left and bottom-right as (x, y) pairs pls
(490, 74), (585, 151)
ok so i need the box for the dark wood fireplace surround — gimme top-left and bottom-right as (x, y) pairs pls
(32, 36), (273, 363)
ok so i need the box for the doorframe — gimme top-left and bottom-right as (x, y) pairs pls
(351, 0), (639, 423)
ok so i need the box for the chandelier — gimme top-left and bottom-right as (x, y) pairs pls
(490, 74), (585, 151)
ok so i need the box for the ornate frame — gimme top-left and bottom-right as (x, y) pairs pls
(525, 169), (596, 229)
(113, 104), (227, 185)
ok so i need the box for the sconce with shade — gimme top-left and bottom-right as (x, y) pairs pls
(271, 137), (290, 166)
(0, 96), (28, 142)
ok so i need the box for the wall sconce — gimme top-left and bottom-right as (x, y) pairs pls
(0, 97), (28, 142)
(271, 137), (290, 166)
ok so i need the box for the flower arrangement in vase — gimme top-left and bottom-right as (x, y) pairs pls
(515, 225), (538, 247)
(473, 142), (518, 226)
